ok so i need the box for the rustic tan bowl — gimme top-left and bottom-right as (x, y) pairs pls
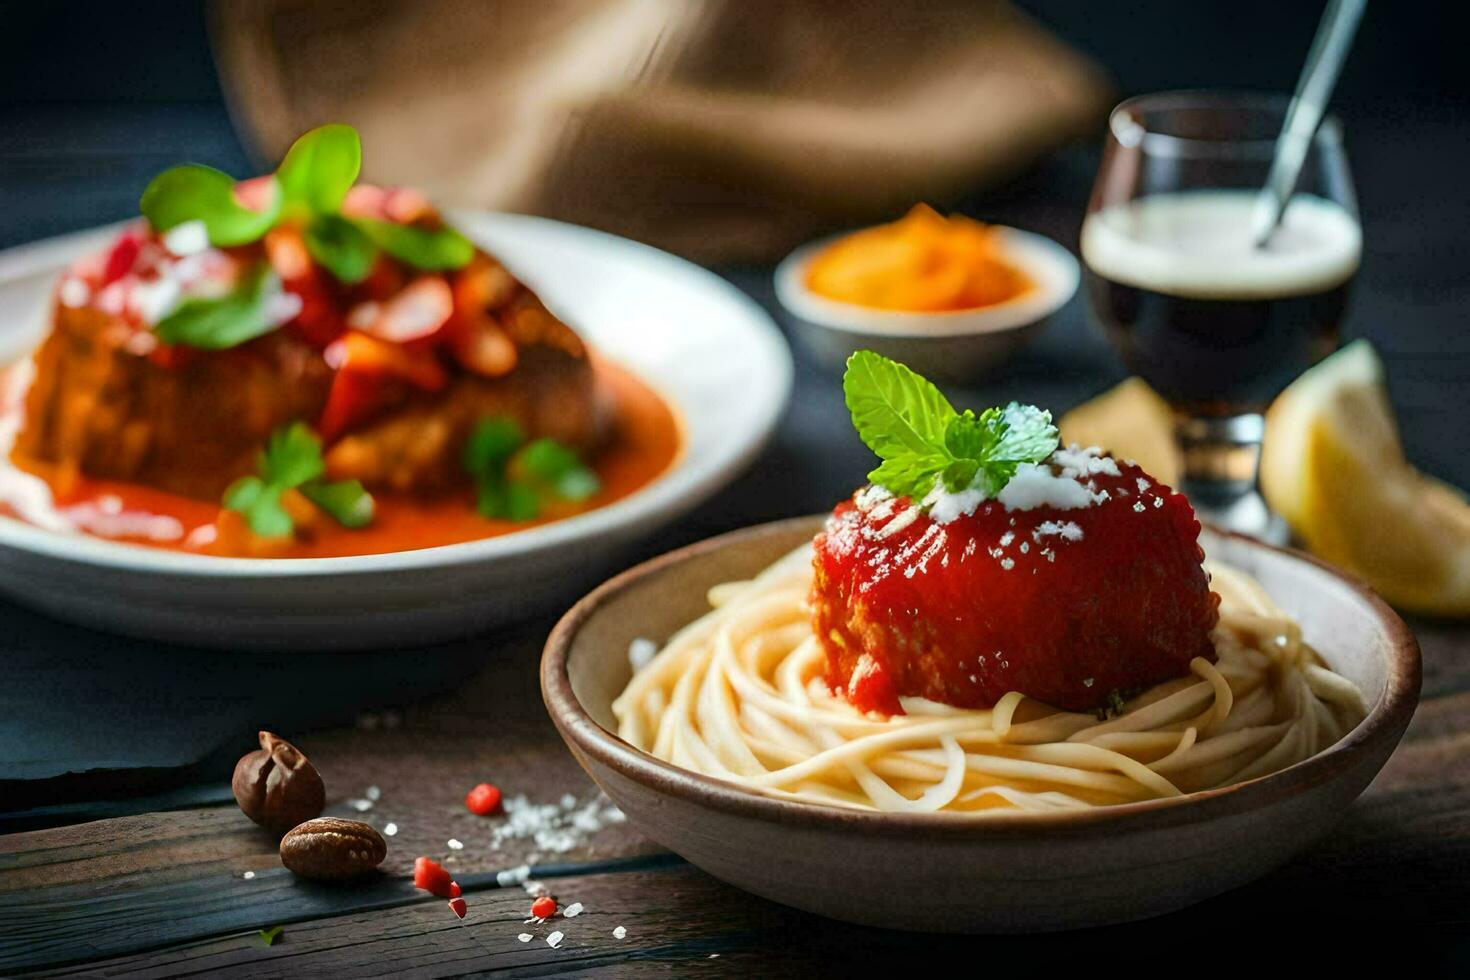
(542, 516), (1420, 933)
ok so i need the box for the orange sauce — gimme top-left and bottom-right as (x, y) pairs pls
(8, 360), (681, 558)
(805, 204), (1034, 313)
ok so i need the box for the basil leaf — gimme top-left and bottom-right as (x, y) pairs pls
(358, 218), (475, 271)
(276, 124), (361, 213)
(153, 265), (282, 350)
(301, 478), (374, 528)
(843, 350), (956, 463)
(260, 422), (326, 488)
(140, 166), (282, 246)
(305, 214), (377, 284)
(463, 417), (524, 474)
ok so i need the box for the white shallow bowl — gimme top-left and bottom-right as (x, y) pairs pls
(774, 225), (1079, 382)
(0, 213), (792, 650)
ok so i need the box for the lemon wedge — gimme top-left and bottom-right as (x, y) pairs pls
(1261, 340), (1470, 616)
(1059, 377), (1180, 487)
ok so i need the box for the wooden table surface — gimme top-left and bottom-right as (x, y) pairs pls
(2, 610), (1469, 976)
(3, 99), (1470, 976)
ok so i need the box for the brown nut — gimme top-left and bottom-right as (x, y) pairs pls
(232, 731), (326, 834)
(279, 818), (386, 880)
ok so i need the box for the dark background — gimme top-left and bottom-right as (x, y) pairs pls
(1, 0), (1468, 796)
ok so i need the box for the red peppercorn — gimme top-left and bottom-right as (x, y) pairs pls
(413, 856), (455, 898)
(465, 782), (503, 816)
(448, 881), (462, 899)
(448, 896), (467, 919)
(530, 895), (557, 919)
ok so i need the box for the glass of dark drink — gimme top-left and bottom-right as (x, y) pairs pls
(1082, 91), (1360, 540)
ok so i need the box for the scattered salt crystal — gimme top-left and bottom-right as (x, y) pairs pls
(518, 933), (533, 943)
(999, 558), (1015, 570)
(365, 786), (381, 801)
(489, 794), (626, 855)
(1153, 497), (1164, 508)
(1136, 477), (1152, 493)
(447, 839), (464, 850)
(564, 902), (584, 918)
(560, 794), (577, 810)
(497, 864), (532, 887)
(522, 880), (544, 895)
(242, 871), (256, 880)
(349, 799), (373, 812)
(999, 532), (1014, 547)
(547, 931), (564, 949)
(1053, 444), (1121, 478)
(997, 464), (1100, 512)
(628, 638), (658, 672)
(613, 925), (627, 939)
(1133, 501), (1146, 513)
(1084, 678), (1095, 688)
(1033, 521), (1084, 542)
(1019, 542), (1029, 554)
(923, 484), (984, 525)
(875, 504), (922, 537)
(384, 823), (398, 836)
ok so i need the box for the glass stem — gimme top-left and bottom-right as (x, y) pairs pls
(1173, 413), (1286, 542)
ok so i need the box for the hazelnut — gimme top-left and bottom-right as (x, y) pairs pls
(232, 731), (325, 834)
(280, 818), (386, 880)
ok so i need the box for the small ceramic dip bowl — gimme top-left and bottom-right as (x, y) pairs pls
(774, 227), (1079, 382)
(543, 515), (1420, 933)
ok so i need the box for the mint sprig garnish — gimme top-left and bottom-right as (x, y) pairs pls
(223, 422), (374, 538)
(842, 350), (1058, 501)
(462, 417), (600, 522)
(138, 124), (472, 289)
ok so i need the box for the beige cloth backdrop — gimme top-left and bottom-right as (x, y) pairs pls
(211, 0), (1111, 263)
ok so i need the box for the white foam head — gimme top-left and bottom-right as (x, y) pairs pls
(1081, 190), (1361, 300)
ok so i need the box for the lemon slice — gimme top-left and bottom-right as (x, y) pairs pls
(1261, 340), (1470, 616)
(1059, 377), (1180, 487)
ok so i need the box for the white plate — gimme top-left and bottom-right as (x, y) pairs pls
(0, 213), (792, 649)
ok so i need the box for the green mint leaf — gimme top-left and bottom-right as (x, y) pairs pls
(276, 124), (361, 214)
(940, 458), (980, 494)
(942, 409), (1004, 461)
(301, 478), (374, 528)
(868, 455), (949, 500)
(476, 475), (540, 521)
(223, 475), (266, 512)
(258, 925), (283, 946)
(260, 422), (326, 489)
(305, 213), (377, 283)
(357, 218), (475, 271)
(140, 166), (282, 246)
(843, 350), (956, 462)
(463, 418), (525, 475)
(990, 402), (1059, 463)
(153, 265), (282, 350)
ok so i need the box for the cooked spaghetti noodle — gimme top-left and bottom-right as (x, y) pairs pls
(613, 545), (1368, 813)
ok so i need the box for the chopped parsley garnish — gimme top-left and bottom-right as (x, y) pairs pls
(152, 264), (283, 350)
(223, 422), (374, 538)
(842, 350), (1058, 502)
(462, 417), (600, 522)
(258, 925), (284, 946)
(137, 124), (473, 347)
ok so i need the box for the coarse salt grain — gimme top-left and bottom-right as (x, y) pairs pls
(547, 931), (564, 949)
(518, 933), (533, 943)
(613, 926), (627, 939)
(564, 902), (584, 918)
(1033, 520), (1084, 542)
(365, 786), (381, 801)
(384, 823), (398, 836)
(349, 799), (373, 812)
(496, 864), (532, 887)
(242, 871), (256, 880)
(447, 839), (464, 850)
(489, 794), (626, 854)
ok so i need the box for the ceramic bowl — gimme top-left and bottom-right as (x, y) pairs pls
(543, 515), (1420, 933)
(0, 214), (792, 649)
(773, 227), (1079, 382)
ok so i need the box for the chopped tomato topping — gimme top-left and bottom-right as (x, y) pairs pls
(530, 896), (557, 919)
(413, 856), (455, 898)
(464, 782), (503, 816)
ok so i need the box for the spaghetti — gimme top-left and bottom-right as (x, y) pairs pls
(613, 545), (1368, 813)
